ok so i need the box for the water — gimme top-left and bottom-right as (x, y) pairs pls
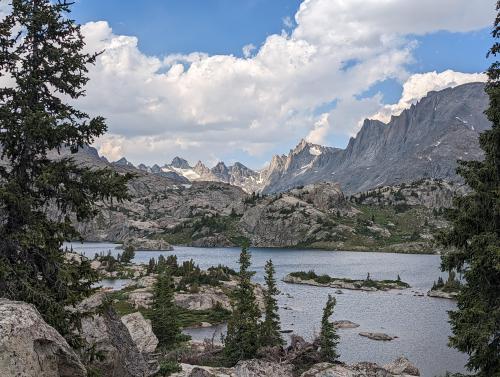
(68, 242), (466, 377)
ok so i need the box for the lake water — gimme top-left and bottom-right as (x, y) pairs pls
(68, 242), (467, 377)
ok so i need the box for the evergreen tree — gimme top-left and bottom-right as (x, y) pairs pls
(437, 3), (500, 375)
(151, 270), (182, 348)
(223, 244), (261, 365)
(318, 294), (339, 363)
(121, 245), (135, 264)
(260, 259), (284, 348)
(0, 0), (130, 346)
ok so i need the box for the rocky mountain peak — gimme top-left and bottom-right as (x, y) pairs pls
(170, 156), (191, 169)
(114, 157), (133, 167)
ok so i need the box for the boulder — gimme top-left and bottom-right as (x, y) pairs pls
(332, 320), (359, 329)
(359, 332), (396, 341)
(234, 359), (294, 377)
(0, 299), (86, 377)
(383, 357), (420, 376)
(77, 293), (152, 377)
(175, 287), (231, 311)
(121, 312), (158, 353)
(128, 288), (154, 309)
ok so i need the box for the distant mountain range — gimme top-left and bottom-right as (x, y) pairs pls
(109, 82), (489, 194)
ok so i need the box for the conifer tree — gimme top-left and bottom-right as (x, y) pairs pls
(223, 244), (261, 364)
(151, 270), (182, 348)
(437, 3), (500, 375)
(260, 259), (284, 348)
(318, 294), (339, 363)
(0, 0), (130, 346)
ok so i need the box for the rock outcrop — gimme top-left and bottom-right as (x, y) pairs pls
(122, 238), (173, 251)
(121, 312), (158, 353)
(77, 293), (152, 377)
(359, 332), (397, 341)
(171, 359), (294, 377)
(427, 289), (458, 300)
(170, 357), (419, 377)
(261, 82), (489, 194)
(0, 299), (87, 377)
(301, 358), (419, 376)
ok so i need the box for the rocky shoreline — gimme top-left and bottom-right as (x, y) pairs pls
(426, 289), (459, 300)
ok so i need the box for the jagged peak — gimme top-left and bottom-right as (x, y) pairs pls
(114, 157), (133, 167)
(170, 156), (191, 169)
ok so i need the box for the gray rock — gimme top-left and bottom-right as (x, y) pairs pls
(427, 289), (458, 300)
(0, 299), (86, 377)
(121, 312), (158, 353)
(261, 82), (489, 194)
(77, 293), (151, 377)
(359, 332), (396, 341)
(332, 320), (359, 329)
(383, 357), (420, 376)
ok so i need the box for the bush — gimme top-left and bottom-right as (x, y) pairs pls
(156, 360), (182, 376)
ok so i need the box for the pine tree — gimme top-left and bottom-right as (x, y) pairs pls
(260, 259), (284, 348)
(437, 3), (500, 375)
(318, 294), (339, 363)
(151, 270), (182, 349)
(223, 244), (261, 365)
(0, 0), (130, 346)
(121, 245), (135, 264)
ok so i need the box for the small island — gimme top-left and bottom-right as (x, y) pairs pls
(427, 272), (461, 300)
(283, 270), (410, 291)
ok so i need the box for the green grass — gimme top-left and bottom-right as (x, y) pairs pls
(108, 290), (231, 327)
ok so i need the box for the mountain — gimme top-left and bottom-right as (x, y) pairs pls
(137, 157), (260, 193)
(107, 82), (489, 195)
(260, 82), (490, 194)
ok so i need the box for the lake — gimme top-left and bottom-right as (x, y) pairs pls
(68, 242), (467, 377)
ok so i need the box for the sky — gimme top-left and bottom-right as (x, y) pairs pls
(1, 0), (497, 168)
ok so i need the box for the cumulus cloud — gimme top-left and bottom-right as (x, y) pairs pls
(1, 0), (490, 165)
(371, 70), (487, 123)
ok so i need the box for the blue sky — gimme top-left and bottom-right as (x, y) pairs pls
(67, 0), (495, 167)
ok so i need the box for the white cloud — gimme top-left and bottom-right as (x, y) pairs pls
(4, 0), (489, 166)
(283, 16), (294, 29)
(371, 70), (487, 123)
(306, 113), (329, 144)
(242, 43), (256, 58)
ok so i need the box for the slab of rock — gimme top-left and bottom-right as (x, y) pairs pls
(77, 293), (151, 377)
(123, 237), (173, 251)
(121, 312), (158, 353)
(333, 320), (360, 329)
(383, 357), (420, 376)
(301, 358), (420, 376)
(128, 288), (154, 309)
(359, 332), (396, 341)
(0, 299), (86, 377)
(427, 289), (458, 300)
(175, 288), (231, 311)
(234, 359), (294, 377)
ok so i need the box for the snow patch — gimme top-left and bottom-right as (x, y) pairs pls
(309, 146), (322, 156)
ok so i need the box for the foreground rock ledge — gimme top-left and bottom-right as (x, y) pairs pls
(0, 299), (87, 377)
(171, 357), (419, 377)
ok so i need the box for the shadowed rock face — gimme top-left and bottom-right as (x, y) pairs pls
(77, 293), (152, 377)
(0, 299), (87, 377)
(261, 82), (490, 194)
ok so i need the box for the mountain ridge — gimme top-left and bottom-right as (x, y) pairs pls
(108, 82), (489, 194)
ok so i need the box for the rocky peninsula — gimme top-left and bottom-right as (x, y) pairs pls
(283, 271), (410, 291)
